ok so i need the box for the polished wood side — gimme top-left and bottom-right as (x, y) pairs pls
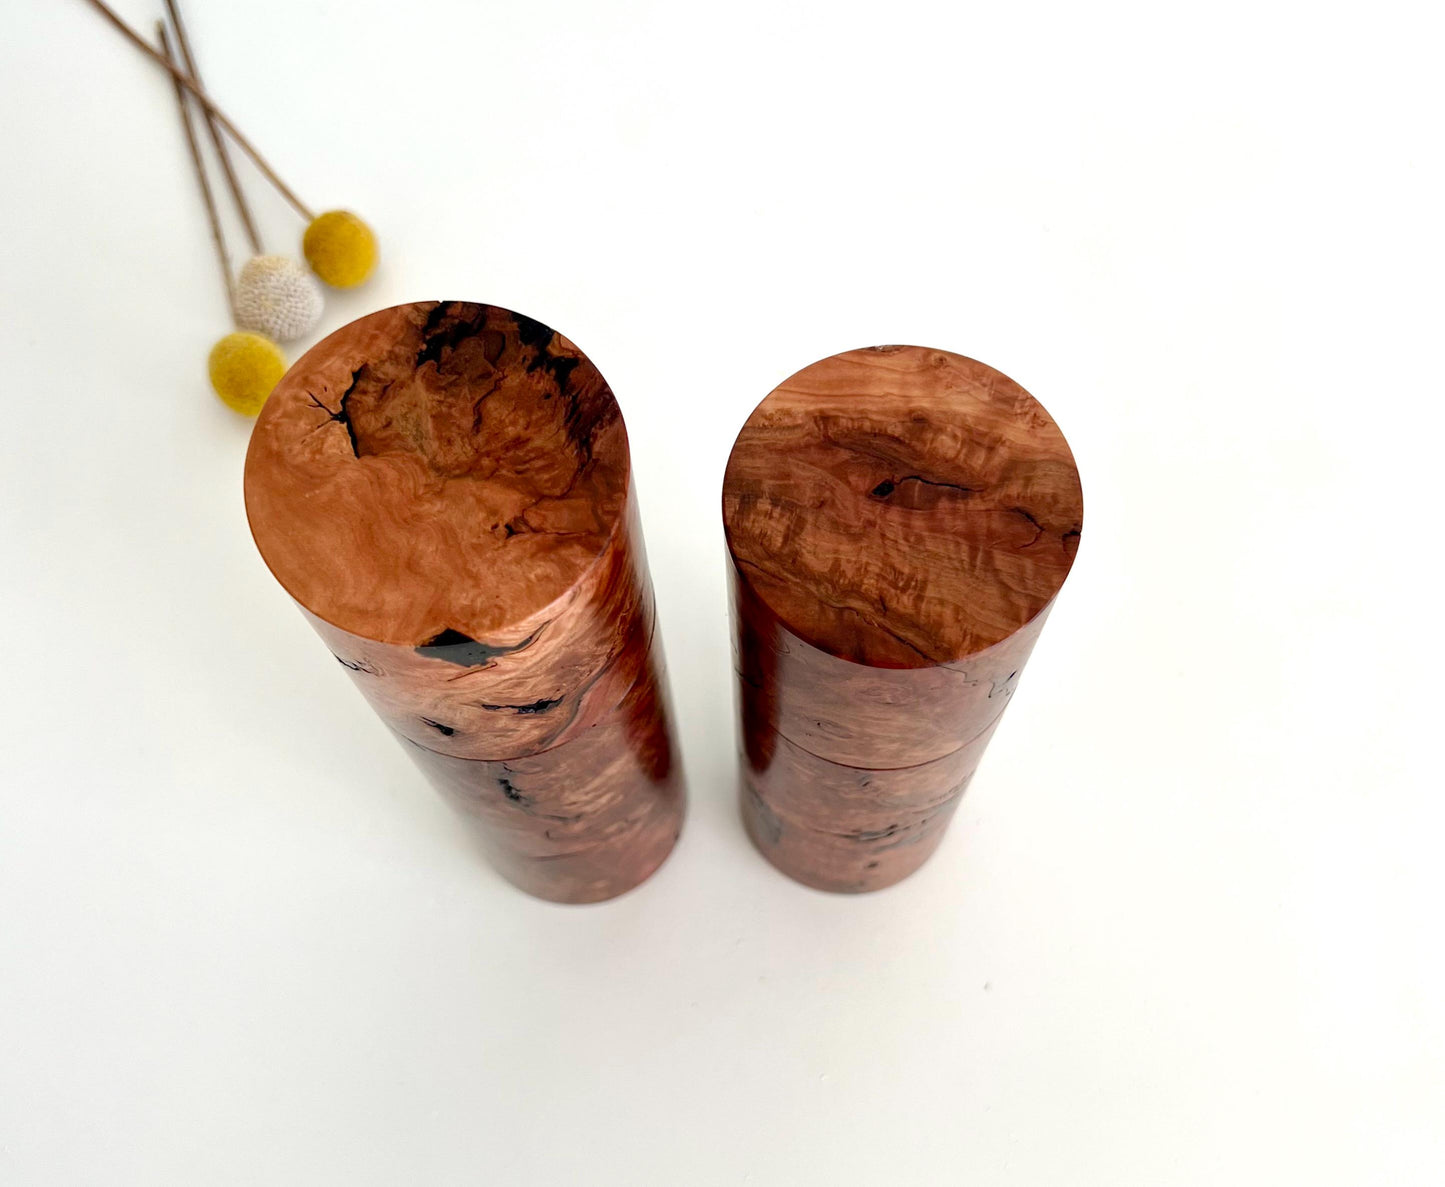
(731, 563), (1048, 770)
(723, 345), (1082, 892)
(307, 497), (655, 760)
(740, 715), (1002, 894)
(245, 301), (682, 901)
(402, 653), (683, 904)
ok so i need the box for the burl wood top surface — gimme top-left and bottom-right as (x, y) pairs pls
(722, 346), (1083, 669)
(244, 302), (630, 646)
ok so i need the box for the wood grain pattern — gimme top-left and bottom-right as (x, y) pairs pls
(724, 346), (1082, 891)
(740, 714), (1002, 894)
(246, 302), (630, 645)
(244, 301), (682, 901)
(306, 498), (655, 760)
(732, 563), (1047, 770)
(401, 652), (683, 904)
(724, 345), (1081, 668)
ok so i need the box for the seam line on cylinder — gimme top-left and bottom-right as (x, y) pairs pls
(739, 692), (1011, 773)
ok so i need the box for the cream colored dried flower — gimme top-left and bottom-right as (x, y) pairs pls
(235, 254), (324, 343)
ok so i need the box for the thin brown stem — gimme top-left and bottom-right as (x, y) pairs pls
(83, 0), (316, 222)
(163, 0), (262, 255)
(159, 22), (235, 321)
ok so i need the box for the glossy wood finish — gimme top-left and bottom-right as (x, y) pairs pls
(245, 301), (682, 902)
(246, 302), (630, 647)
(731, 564), (1048, 770)
(740, 715), (1003, 894)
(724, 346), (1082, 892)
(303, 499), (655, 761)
(402, 651), (682, 904)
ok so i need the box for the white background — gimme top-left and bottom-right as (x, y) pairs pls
(2, 1), (1442, 1183)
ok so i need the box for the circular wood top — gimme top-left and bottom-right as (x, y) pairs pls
(244, 301), (630, 646)
(722, 345), (1082, 669)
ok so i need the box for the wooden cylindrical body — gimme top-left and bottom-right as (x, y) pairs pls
(245, 301), (683, 902)
(723, 346), (1082, 892)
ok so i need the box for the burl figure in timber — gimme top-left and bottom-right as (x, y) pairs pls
(245, 301), (683, 903)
